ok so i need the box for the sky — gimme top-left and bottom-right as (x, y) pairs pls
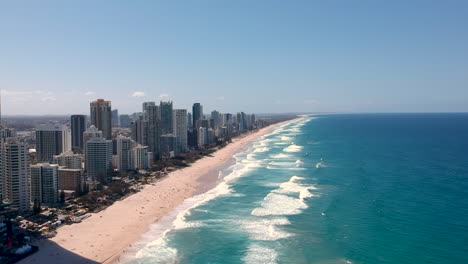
(1, 0), (467, 115)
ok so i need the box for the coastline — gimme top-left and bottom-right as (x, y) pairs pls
(19, 118), (299, 264)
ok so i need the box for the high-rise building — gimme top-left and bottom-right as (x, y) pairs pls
(86, 137), (113, 184)
(131, 119), (148, 146)
(0, 138), (30, 211)
(211, 110), (222, 129)
(116, 136), (134, 171)
(173, 109), (188, 154)
(142, 102), (156, 115)
(119, 114), (132, 128)
(83, 125), (102, 167)
(111, 109), (119, 127)
(132, 145), (149, 170)
(160, 134), (177, 158)
(192, 103), (203, 129)
(36, 124), (72, 162)
(145, 104), (161, 160)
(30, 163), (59, 205)
(187, 112), (193, 129)
(90, 99), (112, 139)
(198, 127), (208, 148)
(160, 101), (173, 135)
(70, 115), (86, 152)
(53, 151), (83, 169)
(0, 127), (16, 142)
(59, 168), (83, 195)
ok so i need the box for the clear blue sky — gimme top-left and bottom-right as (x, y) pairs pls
(1, 0), (467, 115)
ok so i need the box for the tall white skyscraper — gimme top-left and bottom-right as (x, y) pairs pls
(132, 145), (149, 170)
(30, 163), (59, 205)
(0, 138), (30, 211)
(116, 136), (134, 171)
(36, 124), (72, 162)
(173, 109), (188, 154)
(86, 137), (113, 184)
(83, 125), (103, 168)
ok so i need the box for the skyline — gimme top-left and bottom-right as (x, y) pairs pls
(1, 1), (468, 115)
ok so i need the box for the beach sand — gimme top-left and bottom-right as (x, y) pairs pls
(19, 119), (295, 264)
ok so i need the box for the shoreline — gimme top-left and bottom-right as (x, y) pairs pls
(19, 118), (299, 264)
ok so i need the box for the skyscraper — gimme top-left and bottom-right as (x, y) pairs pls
(211, 110), (222, 129)
(192, 103), (203, 129)
(173, 109), (188, 154)
(86, 137), (113, 184)
(71, 114), (86, 152)
(119, 114), (132, 128)
(0, 138), (30, 211)
(142, 101), (156, 114)
(132, 145), (149, 170)
(131, 119), (148, 146)
(160, 101), (173, 135)
(111, 109), (119, 127)
(90, 99), (112, 139)
(36, 124), (72, 162)
(145, 104), (161, 160)
(116, 136), (134, 171)
(30, 163), (59, 205)
(83, 125), (103, 166)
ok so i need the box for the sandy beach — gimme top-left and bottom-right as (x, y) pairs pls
(19, 119), (296, 264)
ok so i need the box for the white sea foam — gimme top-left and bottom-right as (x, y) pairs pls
(241, 217), (293, 241)
(268, 161), (292, 166)
(254, 147), (270, 153)
(133, 238), (178, 263)
(281, 136), (293, 141)
(242, 244), (278, 264)
(251, 176), (315, 216)
(283, 144), (304, 153)
(251, 193), (308, 216)
(272, 153), (292, 159)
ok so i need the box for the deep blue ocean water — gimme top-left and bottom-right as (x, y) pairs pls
(126, 114), (468, 264)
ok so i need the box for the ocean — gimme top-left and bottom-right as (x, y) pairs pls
(124, 113), (468, 264)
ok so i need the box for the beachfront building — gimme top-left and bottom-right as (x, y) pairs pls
(59, 168), (83, 195)
(132, 145), (150, 170)
(116, 136), (135, 171)
(86, 137), (113, 184)
(198, 127), (208, 148)
(90, 99), (112, 139)
(173, 109), (188, 154)
(160, 134), (177, 158)
(35, 124), (72, 162)
(53, 151), (83, 169)
(0, 138), (30, 211)
(30, 163), (59, 206)
(71, 114), (86, 152)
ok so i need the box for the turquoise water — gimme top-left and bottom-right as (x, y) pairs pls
(126, 114), (468, 264)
